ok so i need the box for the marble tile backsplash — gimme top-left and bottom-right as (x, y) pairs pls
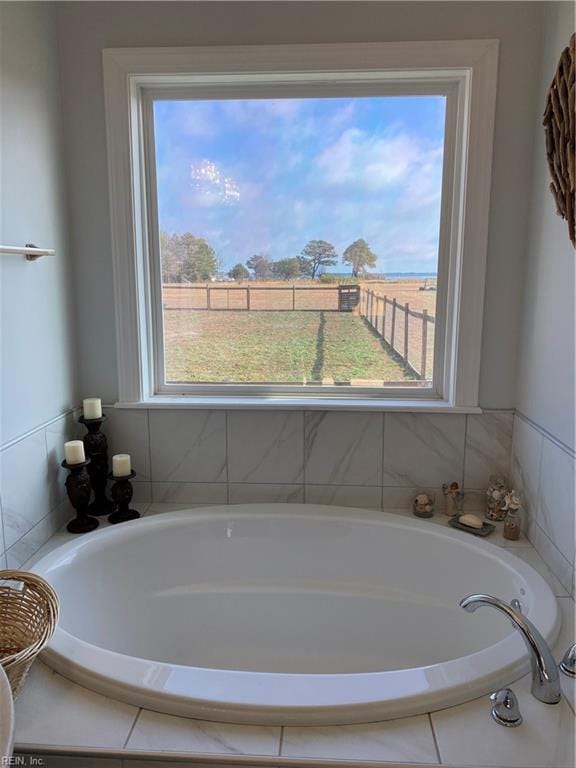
(105, 407), (513, 513)
(511, 413), (575, 595)
(0, 407), (516, 570)
(0, 410), (79, 570)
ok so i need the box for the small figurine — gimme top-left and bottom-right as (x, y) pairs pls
(485, 475), (509, 521)
(503, 490), (522, 540)
(442, 481), (462, 516)
(413, 492), (434, 518)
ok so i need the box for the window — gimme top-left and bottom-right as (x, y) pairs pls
(151, 95), (444, 389)
(103, 42), (498, 408)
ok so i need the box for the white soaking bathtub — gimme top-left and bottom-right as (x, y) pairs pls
(33, 504), (560, 725)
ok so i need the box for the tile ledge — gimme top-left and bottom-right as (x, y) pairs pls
(16, 743), (441, 768)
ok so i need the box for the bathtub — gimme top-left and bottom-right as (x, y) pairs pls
(33, 504), (560, 725)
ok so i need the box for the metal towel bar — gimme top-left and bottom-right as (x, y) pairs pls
(0, 244), (55, 261)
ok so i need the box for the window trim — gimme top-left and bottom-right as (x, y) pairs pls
(103, 41), (499, 409)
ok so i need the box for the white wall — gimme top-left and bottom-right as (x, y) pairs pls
(511, 1), (575, 597)
(0, 3), (79, 568)
(0, 2), (78, 445)
(55, 1), (545, 408)
(516, 1), (575, 451)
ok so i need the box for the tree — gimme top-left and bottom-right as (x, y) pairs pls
(160, 230), (180, 283)
(228, 263), (250, 281)
(160, 231), (217, 283)
(298, 240), (338, 279)
(246, 254), (272, 280)
(342, 238), (377, 277)
(272, 258), (301, 280)
(178, 233), (218, 282)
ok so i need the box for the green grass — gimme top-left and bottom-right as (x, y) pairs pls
(165, 310), (414, 384)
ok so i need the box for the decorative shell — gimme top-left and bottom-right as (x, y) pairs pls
(413, 492), (434, 518)
(503, 490), (521, 512)
(485, 475), (509, 521)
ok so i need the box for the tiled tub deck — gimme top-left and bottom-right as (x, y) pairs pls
(12, 504), (576, 768)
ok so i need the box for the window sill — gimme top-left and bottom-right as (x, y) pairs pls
(114, 397), (482, 413)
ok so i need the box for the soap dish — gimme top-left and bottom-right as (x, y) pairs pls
(449, 517), (495, 537)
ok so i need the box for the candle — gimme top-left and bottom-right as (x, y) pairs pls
(112, 454), (131, 477)
(83, 397), (102, 419)
(64, 440), (85, 465)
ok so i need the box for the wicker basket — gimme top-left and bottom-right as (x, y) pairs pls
(0, 570), (60, 698)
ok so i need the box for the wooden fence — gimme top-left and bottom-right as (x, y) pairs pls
(163, 283), (355, 312)
(162, 282), (434, 381)
(359, 288), (435, 380)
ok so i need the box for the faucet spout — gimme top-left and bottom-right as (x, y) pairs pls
(460, 594), (561, 705)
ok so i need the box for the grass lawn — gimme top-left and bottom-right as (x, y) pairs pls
(165, 310), (414, 384)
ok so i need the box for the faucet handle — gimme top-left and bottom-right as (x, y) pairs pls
(490, 688), (523, 727)
(560, 644), (576, 678)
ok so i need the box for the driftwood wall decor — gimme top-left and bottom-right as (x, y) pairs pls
(543, 33), (575, 248)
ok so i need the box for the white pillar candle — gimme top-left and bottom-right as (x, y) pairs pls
(64, 440), (85, 465)
(112, 454), (131, 477)
(83, 398), (102, 419)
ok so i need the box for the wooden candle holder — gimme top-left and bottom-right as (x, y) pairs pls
(107, 470), (141, 525)
(62, 459), (99, 534)
(79, 414), (114, 517)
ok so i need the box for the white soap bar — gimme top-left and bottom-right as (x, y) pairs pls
(459, 513), (483, 529)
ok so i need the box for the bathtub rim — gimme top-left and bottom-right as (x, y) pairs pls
(33, 504), (561, 725)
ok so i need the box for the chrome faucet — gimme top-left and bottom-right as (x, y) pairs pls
(490, 688), (523, 726)
(460, 594), (561, 705)
(560, 643), (576, 678)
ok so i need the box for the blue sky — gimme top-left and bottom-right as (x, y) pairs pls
(153, 95), (445, 274)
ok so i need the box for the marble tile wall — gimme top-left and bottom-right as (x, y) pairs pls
(0, 410), (81, 570)
(103, 406), (514, 514)
(511, 413), (575, 596)
(0, 407), (516, 570)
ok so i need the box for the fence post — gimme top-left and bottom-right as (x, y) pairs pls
(247, 285), (251, 311)
(420, 310), (428, 380)
(376, 294), (382, 337)
(383, 295), (387, 342)
(391, 298), (397, 349)
(207, 285), (211, 310)
(293, 285), (296, 310)
(404, 303), (410, 362)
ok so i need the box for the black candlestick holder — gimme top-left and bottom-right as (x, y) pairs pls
(108, 470), (141, 524)
(62, 459), (99, 534)
(79, 414), (114, 517)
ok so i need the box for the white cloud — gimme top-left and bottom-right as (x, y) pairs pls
(220, 99), (305, 129)
(316, 127), (443, 193)
(180, 107), (219, 138)
(396, 151), (444, 213)
(327, 102), (356, 130)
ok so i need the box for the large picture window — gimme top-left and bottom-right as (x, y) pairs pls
(151, 95), (445, 388)
(103, 42), (498, 407)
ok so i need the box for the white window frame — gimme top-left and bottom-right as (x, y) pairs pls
(103, 41), (498, 411)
